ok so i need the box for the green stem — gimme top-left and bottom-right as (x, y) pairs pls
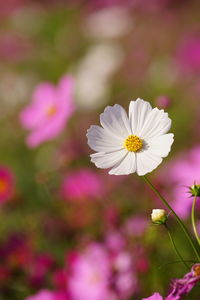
(158, 260), (196, 270)
(164, 224), (189, 270)
(191, 195), (200, 246)
(143, 175), (200, 262)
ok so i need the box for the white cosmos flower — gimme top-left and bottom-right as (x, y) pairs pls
(86, 98), (174, 176)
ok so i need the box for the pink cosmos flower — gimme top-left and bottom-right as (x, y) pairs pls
(143, 264), (200, 300)
(0, 0), (27, 16)
(52, 269), (67, 290)
(25, 289), (68, 300)
(60, 168), (103, 202)
(143, 293), (163, 300)
(112, 251), (137, 299)
(168, 146), (200, 218)
(0, 166), (15, 204)
(124, 216), (147, 237)
(20, 75), (75, 148)
(166, 263), (200, 300)
(25, 290), (56, 300)
(105, 231), (125, 252)
(29, 253), (54, 288)
(0, 33), (32, 62)
(155, 96), (171, 109)
(68, 239), (138, 300)
(176, 34), (200, 74)
(0, 234), (33, 277)
(68, 243), (110, 300)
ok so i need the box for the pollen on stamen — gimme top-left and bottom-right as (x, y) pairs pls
(0, 179), (8, 193)
(193, 264), (200, 277)
(124, 135), (143, 152)
(47, 106), (57, 117)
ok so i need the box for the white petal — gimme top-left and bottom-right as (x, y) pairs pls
(147, 134), (174, 157)
(87, 125), (123, 152)
(90, 149), (127, 169)
(100, 104), (131, 139)
(129, 98), (152, 135)
(109, 151), (136, 175)
(136, 150), (163, 176)
(139, 108), (171, 140)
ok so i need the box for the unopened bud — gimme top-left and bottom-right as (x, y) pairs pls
(151, 209), (167, 225)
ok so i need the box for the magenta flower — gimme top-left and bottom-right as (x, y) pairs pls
(68, 243), (110, 300)
(0, 166), (15, 204)
(105, 231), (125, 252)
(112, 250), (138, 299)
(68, 240), (138, 300)
(29, 253), (54, 288)
(25, 289), (68, 300)
(0, 0), (26, 16)
(25, 290), (56, 300)
(168, 146), (200, 218)
(0, 33), (32, 62)
(60, 168), (103, 202)
(52, 269), (67, 290)
(166, 264), (200, 300)
(176, 34), (200, 74)
(155, 96), (171, 109)
(124, 216), (147, 237)
(143, 293), (163, 300)
(20, 75), (75, 148)
(143, 264), (200, 300)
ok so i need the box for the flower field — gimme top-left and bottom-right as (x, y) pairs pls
(0, 1), (200, 299)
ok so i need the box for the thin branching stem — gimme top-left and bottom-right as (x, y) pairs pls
(143, 175), (200, 262)
(164, 223), (189, 270)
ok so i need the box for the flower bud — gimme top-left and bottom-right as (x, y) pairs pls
(189, 184), (200, 197)
(151, 209), (167, 225)
(155, 95), (171, 109)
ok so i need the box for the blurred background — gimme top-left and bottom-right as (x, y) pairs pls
(0, 0), (200, 299)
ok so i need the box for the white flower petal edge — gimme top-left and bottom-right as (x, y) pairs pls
(90, 149), (127, 169)
(139, 108), (171, 140)
(87, 98), (174, 176)
(100, 104), (132, 138)
(129, 98), (152, 136)
(146, 134), (174, 157)
(109, 152), (136, 175)
(136, 151), (163, 176)
(87, 125), (124, 152)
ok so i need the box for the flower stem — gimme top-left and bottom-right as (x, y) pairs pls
(191, 195), (200, 246)
(143, 175), (200, 262)
(164, 224), (189, 270)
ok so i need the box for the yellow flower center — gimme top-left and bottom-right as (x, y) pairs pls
(0, 179), (8, 193)
(46, 105), (57, 117)
(193, 265), (200, 277)
(124, 135), (143, 152)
